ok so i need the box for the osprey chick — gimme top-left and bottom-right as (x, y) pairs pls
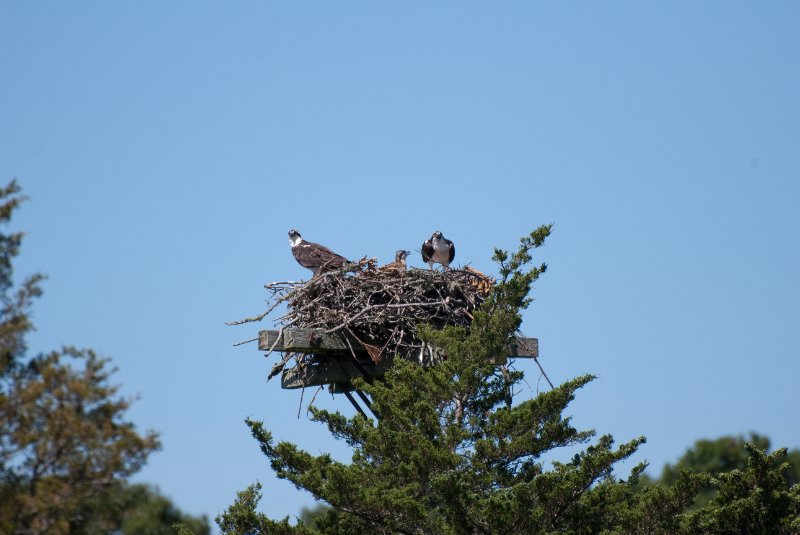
(421, 231), (455, 269)
(288, 229), (349, 275)
(379, 250), (410, 272)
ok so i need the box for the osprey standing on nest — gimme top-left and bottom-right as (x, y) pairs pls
(288, 229), (349, 275)
(380, 250), (410, 272)
(421, 231), (455, 269)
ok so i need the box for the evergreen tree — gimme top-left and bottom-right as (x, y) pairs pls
(628, 434), (800, 534)
(682, 444), (800, 534)
(661, 433), (773, 486)
(298, 504), (331, 531)
(212, 226), (702, 533)
(656, 433), (800, 508)
(208, 225), (799, 534)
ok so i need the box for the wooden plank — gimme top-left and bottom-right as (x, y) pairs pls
(281, 357), (394, 390)
(509, 337), (538, 359)
(283, 328), (351, 352)
(258, 328), (361, 353)
(258, 330), (284, 351)
(261, 329), (538, 358)
(329, 382), (354, 393)
(279, 336), (539, 389)
(492, 338), (538, 365)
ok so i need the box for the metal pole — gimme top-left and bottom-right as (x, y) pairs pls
(343, 390), (368, 419)
(333, 359), (379, 420)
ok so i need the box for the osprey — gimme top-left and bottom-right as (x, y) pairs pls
(380, 250), (410, 272)
(421, 231), (455, 269)
(288, 229), (349, 275)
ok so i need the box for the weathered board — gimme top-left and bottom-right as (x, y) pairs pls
(259, 328), (359, 353)
(258, 329), (538, 358)
(508, 337), (538, 359)
(260, 328), (540, 390)
(280, 358), (394, 390)
(259, 329), (285, 351)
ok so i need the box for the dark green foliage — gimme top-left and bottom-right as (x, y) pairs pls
(636, 435), (800, 534)
(682, 444), (800, 534)
(74, 482), (211, 535)
(213, 483), (317, 535)
(298, 504), (331, 530)
(654, 433), (800, 510)
(662, 434), (772, 485)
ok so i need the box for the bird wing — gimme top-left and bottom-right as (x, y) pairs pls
(294, 242), (348, 269)
(421, 240), (434, 263)
(447, 240), (455, 264)
(291, 245), (316, 268)
(309, 241), (347, 261)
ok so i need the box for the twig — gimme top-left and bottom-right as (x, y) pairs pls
(324, 301), (446, 334)
(237, 264), (496, 385)
(226, 310), (271, 326)
(263, 321), (294, 360)
(307, 386), (324, 413)
(263, 280), (304, 288)
(297, 386), (305, 419)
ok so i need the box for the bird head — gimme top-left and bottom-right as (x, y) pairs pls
(432, 231), (443, 240)
(288, 229), (303, 246)
(396, 250), (410, 261)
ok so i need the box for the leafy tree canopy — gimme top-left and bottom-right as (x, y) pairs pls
(0, 180), (208, 535)
(75, 482), (211, 535)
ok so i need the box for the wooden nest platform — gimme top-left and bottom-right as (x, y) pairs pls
(258, 328), (538, 392)
(241, 260), (538, 393)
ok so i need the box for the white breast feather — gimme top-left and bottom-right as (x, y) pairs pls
(432, 237), (450, 263)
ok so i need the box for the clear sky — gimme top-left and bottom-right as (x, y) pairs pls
(2, 1), (799, 528)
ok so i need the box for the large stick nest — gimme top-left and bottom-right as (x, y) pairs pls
(266, 260), (494, 364)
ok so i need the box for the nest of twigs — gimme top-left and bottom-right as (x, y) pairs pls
(255, 259), (494, 369)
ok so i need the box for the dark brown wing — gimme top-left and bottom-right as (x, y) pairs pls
(309, 241), (347, 263)
(294, 242), (348, 270)
(447, 240), (455, 264)
(421, 239), (434, 263)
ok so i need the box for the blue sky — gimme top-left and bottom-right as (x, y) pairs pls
(2, 1), (799, 527)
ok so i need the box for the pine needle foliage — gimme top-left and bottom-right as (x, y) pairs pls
(681, 444), (800, 534)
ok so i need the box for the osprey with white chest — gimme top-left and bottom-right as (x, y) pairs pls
(288, 229), (349, 275)
(421, 231), (455, 269)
